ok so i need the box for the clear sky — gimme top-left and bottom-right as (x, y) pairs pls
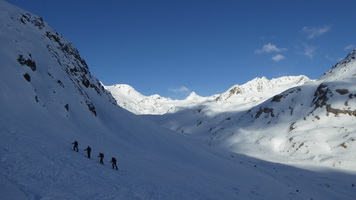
(6, 0), (356, 99)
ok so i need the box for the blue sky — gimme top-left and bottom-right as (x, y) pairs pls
(6, 0), (356, 99)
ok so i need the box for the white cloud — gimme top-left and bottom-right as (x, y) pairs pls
(303, 45), (316, 58)
(169, 86), (190, 93)
(272, 54), (286, 62)
(295, 44), (316, 59)
(255, 43), (287, 54)
(344, 44), (355, 51)
(301, 26), (331, 39)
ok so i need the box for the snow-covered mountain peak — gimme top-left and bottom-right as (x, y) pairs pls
(342, 49), (356, 63)
(244, 75), (310, 91)
(106, 75), (311, 115)
(3, 1), (356, 199)
(185, 91), (203, 101)
(105, 84), (175, 115)
(139, 58), (356, 171)
(0, 0), (116, 119)
(112, 83), (135, 91)
(109, 84), (144, 98)
(2, 1), (356, 199)
(215, 75), (310, 101)
(320, 49), (356, 82)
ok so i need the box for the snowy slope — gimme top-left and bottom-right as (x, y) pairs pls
(141, 50), (356, 171)
(320, 49), (356, 82)
(213, 50), (356, 170)
(1, 1), (356, 199)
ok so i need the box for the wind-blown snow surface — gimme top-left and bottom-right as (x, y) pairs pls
(1, 1), (356, 199)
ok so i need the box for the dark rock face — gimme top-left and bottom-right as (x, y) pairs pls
(326, 104), (356, 117)
(335, 89), (349, 95)
(11, 10), (119, 117)
(19, 13), (45, 29)
(255, 107), (274, 118)
(311, 84), (331, 110)
(272, 88), (301, 103)
(17, 54), (36, 71)
(87, 103), (97, 116)
(23, 73), (31, 82)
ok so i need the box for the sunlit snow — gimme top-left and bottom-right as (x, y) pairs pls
(1, 0), (356, 199)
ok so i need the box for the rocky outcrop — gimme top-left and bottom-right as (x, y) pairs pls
(7, 8), (117, 117)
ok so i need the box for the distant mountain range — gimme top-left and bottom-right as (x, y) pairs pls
(105, 75), (311, 115)
(1, 0), (356, 199)
(106, 51), (356, 170)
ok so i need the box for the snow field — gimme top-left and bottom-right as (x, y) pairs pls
(1, 0), (356, 199)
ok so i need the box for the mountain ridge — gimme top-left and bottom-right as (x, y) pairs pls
(106, 75), (311, 115)
(106, 50), (356, 170)
(1, 1), (356, 199)
(138, 50), (356, 170)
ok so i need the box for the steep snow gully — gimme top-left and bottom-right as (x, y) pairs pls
(1, 0), (356, 199)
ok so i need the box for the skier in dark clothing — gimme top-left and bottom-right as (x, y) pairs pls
(72, 141), (78, 152)
(84, 146), (91, 158)
(98, 153), (104, 165)
(111, 157), (118, 170)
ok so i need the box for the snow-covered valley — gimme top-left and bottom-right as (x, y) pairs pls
(1, 0), (356, 199)
(108, 56), (356, 172)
